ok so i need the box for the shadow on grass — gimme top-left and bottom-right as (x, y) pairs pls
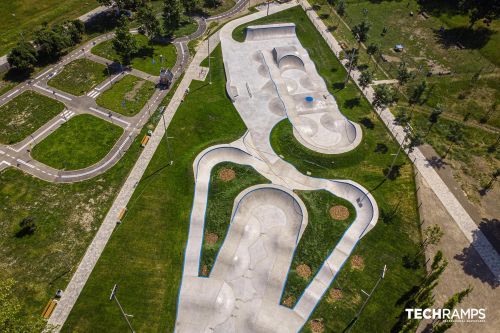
(434, 26), (494, 50)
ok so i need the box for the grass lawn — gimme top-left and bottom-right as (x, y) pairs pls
(96, 75), (156, 116)
(280, 190), (355, 307)
(31, 114), (123, 170)
(47, 58), (107, 96)
(235, 6), (424, 332)
(0, 90), (64, 144)
(199, 162), (270, 277)
(62, 45), (248, 332)
(91, 34), (177, 76)
(0, 0), (98, 56)
(201, 0), (236, 17)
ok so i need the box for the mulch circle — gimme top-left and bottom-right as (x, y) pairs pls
(205, 232), (219, 245)
(296, 263), (312, 280)
(201, 265), (209, 276)
(351, 255), (365, 271)
(283, 295), (296, 308)
(327, 288), (343, 303)
(329, 205), (350, 220)
(310, 318), (325, 333)
(218, 168), (236, 182)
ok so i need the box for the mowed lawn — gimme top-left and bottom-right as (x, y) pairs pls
(96, 75), (156, 116)
(0, 0), (98, 56)
(62, 45), (247, 332)
(48, 58), (107, 96)
(0, 90), (64, 144)
(31, 114), (123, 170)
(91, 34), (177, 76)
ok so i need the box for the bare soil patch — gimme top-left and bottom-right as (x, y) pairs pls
(296, 263), (312, 280)
(218, 168), (236, 182)
(283, 295), (296, 307)
(201, 265), (209, 276)
(125, 79), (145, 101)
(309, 318), (325, 333)
(351, 255), (365, 271)
(329, 205), (350, 220)
(205, 232), (218, 245)
(327, 288), (343, 303)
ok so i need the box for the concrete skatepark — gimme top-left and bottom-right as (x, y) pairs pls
(176, 9), (378, 333)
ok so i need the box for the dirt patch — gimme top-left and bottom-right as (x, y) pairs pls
(125, 79), (145, 101)
(351, 255), (365, 271)
(327, 288), (343, 303)
(381, 54), (401, 63)
(218, 168), (236, 182)
(201, 265), (209, 276)
(296, 263), (312, 280)
(309, 318), (325, 333)
(329, 205), (350, 220)
(283, 295), (296, 307)
(205, 232), (218, 245)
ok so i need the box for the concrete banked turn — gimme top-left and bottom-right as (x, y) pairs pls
(176, 4), (378, 333)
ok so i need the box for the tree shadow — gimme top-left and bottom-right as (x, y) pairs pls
(434, 26), (494, 50)
(344, 97), (361, 109)
(375, 143), (388, 153)
(319, 13), (330, 20)
(360, 117), (375, 130)
(454, 227), (499, 289)
(425, 155), (447, 170)
(332, 82), (345, 91)
(383, 164), (403, 180)
(327, 25), (338, 32)
(478, 218), (500, 254)
(84, 11), (119, 34)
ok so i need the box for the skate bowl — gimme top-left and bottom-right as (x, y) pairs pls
(245, 23), (297, 41)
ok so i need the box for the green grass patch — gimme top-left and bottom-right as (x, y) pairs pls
(47, 58), (107, 96)
(62, 44), (247, 332)
(31, 114), (123, 170)
(96, 75), (156, 116)
(199, 162), (269, 276)
(91, 34), (177, 76)
(0, 90), (64, 144)
(280, 190), (355, 307)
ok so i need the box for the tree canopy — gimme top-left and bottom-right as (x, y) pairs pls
(7, 42), (38, 74)
(112, 16), (138, 64)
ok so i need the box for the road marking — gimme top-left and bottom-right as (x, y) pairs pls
(55, 93), (72, 101)
(34, 83), (53, 93)
(10, 119), (65, 152)
(0, 161), (11, 167)
(97, 74), (123, 90)
(35, 69), (52, 80)
(6, 89), (20, 98)
(87, 90), (100, 98)
(89, 107), (131, 127)
(16, 159), (35, 169)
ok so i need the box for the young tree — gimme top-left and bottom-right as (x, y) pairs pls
(409, 80), (427, 105)
(373, 84), (396, 109)
(163, 0), (182, 34)
(418, 225), (444, 254)
(7, 41), (38, 74)
(137, 5), (162, 39)
(182, 0), (198, 13)
(443, 123), (464, 158)
(18, 217), (37, 236)
(112, 16), (138, 64)
(337, 0), (346, 16)
(427, 106), (443, 135)
(397, 62), (412, 86)
(352, 20), (370, 43)
(394, 108), (412, 127)
(432, 287), (472, 332)
(358, 69), (373, 90)
(366, 43), (378, 62)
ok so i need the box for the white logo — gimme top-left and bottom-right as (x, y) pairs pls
(405, 308), (486, 323)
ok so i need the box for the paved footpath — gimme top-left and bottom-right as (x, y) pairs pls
(296, 0), (500, 281)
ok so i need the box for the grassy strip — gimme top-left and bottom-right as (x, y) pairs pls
(0, 90), (65, 144)
(31, 114), (123, 170)
(233, 6), (423, 332)
(96, 75), (156, 116)
(280, 190), (355, 307)
(91, 34), (177, 76)
(62, 45), (247, 332)
(47, 58), (107, 96)
(199, 162), (270, 276)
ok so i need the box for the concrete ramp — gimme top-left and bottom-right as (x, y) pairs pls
(245, 23), (297, 41)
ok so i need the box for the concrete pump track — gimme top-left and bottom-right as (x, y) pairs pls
(175, 7), (378, 333)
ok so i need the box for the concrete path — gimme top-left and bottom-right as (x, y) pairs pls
(295, 0), (500, 280)
(176, 4), (378, 332)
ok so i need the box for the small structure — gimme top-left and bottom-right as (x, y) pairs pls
(394, 44), (404, 52)
(160, 68), (174, 88)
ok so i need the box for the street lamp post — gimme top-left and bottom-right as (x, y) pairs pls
(109, 284), (135, 333)
(267, 0), (271, 16)
(344, 48), (357, 86)
(207, 29), (212, 85)
(161, 113), (173, 165)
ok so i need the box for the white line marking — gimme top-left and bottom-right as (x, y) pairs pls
(0, 161), (11, 167)
(10, 119), (65, 152)
(97, 74), (123, 90)
(56, 93), (72, 101)
(16, 159), (35, 169)
(34, 83), (52, 93)
(35, 69), (52, 80)
(6, 89), (20, 98)
(89, 107), (131, 126)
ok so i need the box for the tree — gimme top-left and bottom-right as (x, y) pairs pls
(358, 69), (373, 90)
(18, 217), (37, 236)
(352, 20), (370, 43)
(97, 0), (144, 11)
(163, 0), (182, 34)
(460, 0), (500, 28)
(112, 16), (138, 64)
(7, 41), (38, 74)
(205, 0), (222, 8)
(483, 168), (500, 192)
(432, 287), (472, 332)
(137, 5), (162, 39)
(394, 108), (412, 127)
(373, 84), (396, 109)
(409, 80), (427, 105)
(397, 62), (412, 86)
(182, 0), (198, 13)
(366, 43), (378, 62)
(337, 0), (346, 16)
(65, 20), (85, 44)
(427, 106), (443, 135)
(0, 278), (49, 332)
(444, 123), (464, 158)
(419, 224), (444, 254)
(34, 26), (70, 61)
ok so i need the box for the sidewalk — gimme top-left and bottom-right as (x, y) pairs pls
(297, 0), (500, 281)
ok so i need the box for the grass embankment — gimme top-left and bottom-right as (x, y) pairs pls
(0, 90), (64, 144)
(234, 7), (424, 332)
(62, 45), (247, 332)
(91, 34), (177, 76)
(96, 75), (156, 116)
(31, 114), (123, 170)
(199, 162), (270, 276)
(47, 58), (107, 96)
(280, 190), (355, 307)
